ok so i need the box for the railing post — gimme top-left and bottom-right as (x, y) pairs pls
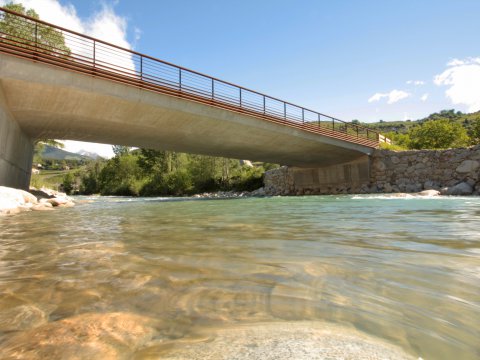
(211, 78), (214, 99)
(239, 88), (242, 106)
(93, 40), (96, 68)
(179, 68), (182, 90)
(332, 118), (335, 130)
(34, 23), (38, 49)
(302, 108), (305, 123)
(140, 56), (143, 80)
(284, 103), (287, 119)
(318, 113), (320, 127)
(263, 96), (266, 115)
(356, 126), (359, 138)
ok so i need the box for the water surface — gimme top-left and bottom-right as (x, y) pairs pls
(0, 195), (479, 359)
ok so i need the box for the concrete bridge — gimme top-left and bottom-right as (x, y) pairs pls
(0, 7), (387, 189)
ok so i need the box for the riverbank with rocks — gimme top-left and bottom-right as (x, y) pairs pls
(265, 145), (480, 196)
(192, 187), (266, 199)
(0, 186), (75, 216)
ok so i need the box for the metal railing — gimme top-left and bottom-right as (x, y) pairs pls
(0, 7), (385, 147)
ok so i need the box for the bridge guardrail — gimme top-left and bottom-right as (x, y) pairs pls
(0, 7), (388, 148)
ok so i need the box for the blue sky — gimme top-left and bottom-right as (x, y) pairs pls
(3, 0), (479, 156)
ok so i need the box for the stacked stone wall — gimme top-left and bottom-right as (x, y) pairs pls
(264, 145), (480, 196)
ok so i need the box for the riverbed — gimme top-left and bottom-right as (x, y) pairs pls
(0, 195), (479, 359)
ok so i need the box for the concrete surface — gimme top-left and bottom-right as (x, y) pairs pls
(0, 82), (33, 190)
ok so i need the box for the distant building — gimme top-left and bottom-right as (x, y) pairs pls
(240, 160), (254, 168)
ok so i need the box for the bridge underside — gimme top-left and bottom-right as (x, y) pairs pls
(0, 54), (374, 188)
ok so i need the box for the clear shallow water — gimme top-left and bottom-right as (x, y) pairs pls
(0, 195), (479, 359)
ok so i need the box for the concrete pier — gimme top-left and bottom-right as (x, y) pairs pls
(0, 83), (33, 190)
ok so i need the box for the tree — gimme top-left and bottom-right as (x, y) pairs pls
(408, 119), (469, 149)
(112, 145), (131, 157)
(98, 153), (143, 196)
(62, 172), (74, 194)
(468, 117), (480, 145)
(0, 2), (70, 56)
(79, 160), (104, 194)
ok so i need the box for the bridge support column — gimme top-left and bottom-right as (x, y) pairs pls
(0, 83), (34, 190)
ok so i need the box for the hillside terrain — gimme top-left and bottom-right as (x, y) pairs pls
(364, 110), (480, 134)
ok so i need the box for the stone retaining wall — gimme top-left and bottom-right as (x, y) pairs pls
(264, 145), (480, 196)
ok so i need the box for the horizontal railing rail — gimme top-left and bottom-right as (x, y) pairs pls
(0, 7), (386, 147)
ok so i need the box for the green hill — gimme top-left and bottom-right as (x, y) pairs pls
(364, 110), (480, 134)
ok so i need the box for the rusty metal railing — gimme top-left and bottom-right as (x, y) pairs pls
(0, 7), (386, 147)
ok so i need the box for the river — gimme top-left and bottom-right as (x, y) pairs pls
(0, 195), (479, 359)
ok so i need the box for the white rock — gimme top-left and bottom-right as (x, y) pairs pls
(59, 201), (75, 208)
(46, 197), (69, 206)
(0, 186), (38, 215)
(417, 190), (440, 196)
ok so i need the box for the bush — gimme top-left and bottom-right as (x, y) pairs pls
(62, 172), (75, 195)
(408, 119), (469, 149)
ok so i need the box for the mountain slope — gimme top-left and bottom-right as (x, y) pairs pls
(41, 145), (95, 161)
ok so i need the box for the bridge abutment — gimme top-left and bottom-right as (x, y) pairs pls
(0, 84), (33, 190)
(264, 156), (371, 195)
(264, 146), (480, 196)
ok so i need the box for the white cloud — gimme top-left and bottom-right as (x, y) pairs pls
(420, 93), (429, 102)
(406, 80), (425, 86)
(434, 57), (480, 112)
(368, 90), (410, 104)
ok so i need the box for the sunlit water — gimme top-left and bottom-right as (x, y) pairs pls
(0, 195), (479, 359)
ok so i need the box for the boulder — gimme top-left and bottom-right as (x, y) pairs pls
(0, 186), (38, 215)
(0, 312), (158, 359)
(46, 197), (69, 207)
(417, 189), (440, 196)
(59, 201), (75, 208)
(456, 160), (479, 174)
(423, 180), (440, 190)
(157, 322), (414, 360)
(373, 160), (386, 172)
(446, 182), (473, 195)
(251, 187), (266, 197)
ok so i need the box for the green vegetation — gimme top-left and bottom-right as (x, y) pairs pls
(31, 145), (278, 196)
(77, 149), (275, 196)
(30, 169), (77, 190)
(408, 119), (469, 150)
(362, 110), (480, 150)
